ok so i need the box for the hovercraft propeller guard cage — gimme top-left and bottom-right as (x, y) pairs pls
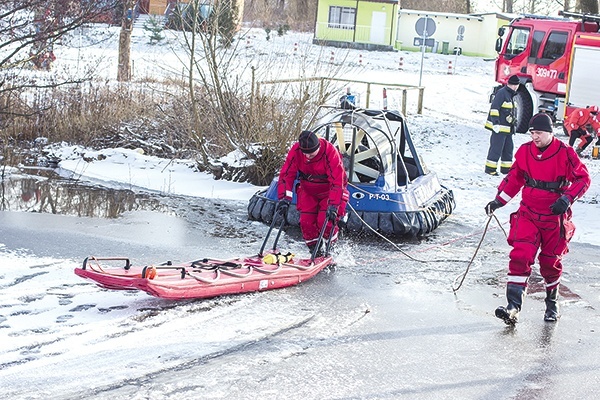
(248, 105), (455, 236)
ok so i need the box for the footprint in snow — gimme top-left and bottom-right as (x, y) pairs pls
(98, 305), (129, 313)
(56, 314), (74, 323)
(69, 304), (96, 312)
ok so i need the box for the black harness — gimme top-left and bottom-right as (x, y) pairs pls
(298, 171), (328, 183)
(524, 174), (567, 193)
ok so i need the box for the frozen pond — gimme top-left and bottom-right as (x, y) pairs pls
(2, 173), (600, 399)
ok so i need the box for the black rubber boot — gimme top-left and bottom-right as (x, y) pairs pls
(544, 287), (560, 322)
(495, 283), (526, 325)
(581, 136), (593, 151)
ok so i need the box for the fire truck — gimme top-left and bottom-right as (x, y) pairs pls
(492, 11), (600, 133)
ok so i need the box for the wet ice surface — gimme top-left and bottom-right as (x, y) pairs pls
(1, 197), (600, 399)
(3, 23), (600, 398)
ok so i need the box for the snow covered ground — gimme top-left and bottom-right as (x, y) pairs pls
(40, 23), (600, 246)
(1, 23), (600, 399)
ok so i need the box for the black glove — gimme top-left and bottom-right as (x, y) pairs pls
(550, 195), (570, 215)
(276, 199), (291, 216)
(326, 205), (338, 221)
(485, 199), (503, 216)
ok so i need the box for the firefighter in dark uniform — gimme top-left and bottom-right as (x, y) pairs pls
(484, 75), (520, 176)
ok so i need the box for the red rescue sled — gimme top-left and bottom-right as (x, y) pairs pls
(74, 254), (332, 300)
(74, 215), (336, 300)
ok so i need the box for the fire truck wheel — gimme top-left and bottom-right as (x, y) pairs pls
(513, 89), (533, 134)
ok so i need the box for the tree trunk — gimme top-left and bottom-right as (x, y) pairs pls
(578, 0), (599, 13)
(297, 0), (309, 16)
(185, 0), (210, 166)
(117, 0), (134, 82)
(506, 0), (514, 13)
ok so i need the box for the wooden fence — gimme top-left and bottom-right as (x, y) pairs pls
(256, 76), (424, 115)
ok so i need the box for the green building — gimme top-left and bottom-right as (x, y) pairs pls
(313, 1), (514, 58)
(313, 0), (399, 51)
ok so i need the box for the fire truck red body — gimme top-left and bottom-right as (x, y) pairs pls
(493, 11), (600, 133)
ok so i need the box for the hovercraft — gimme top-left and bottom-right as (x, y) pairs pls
(248, 105), (455, 236)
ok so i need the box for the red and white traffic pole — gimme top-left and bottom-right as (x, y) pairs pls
(383, 88), (388, 110)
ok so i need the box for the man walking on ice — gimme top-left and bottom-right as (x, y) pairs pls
(485, 113), (590, 325)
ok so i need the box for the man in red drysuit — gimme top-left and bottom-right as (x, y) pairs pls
(485, 112), (590, 325)
(277, 130), (349, 256)
(564, 105), (600, 156)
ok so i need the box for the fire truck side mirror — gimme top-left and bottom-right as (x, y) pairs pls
(495, 37), (503, 53)
(498, 27), (505, 37)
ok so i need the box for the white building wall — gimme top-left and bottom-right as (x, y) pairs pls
(396, 9), (506, 58)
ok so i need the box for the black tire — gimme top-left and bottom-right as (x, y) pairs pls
(250, 195), (265, 221)
(248, 194), (260, 220)
(513, 89), (534, 134)
(261, 200), (277, 224)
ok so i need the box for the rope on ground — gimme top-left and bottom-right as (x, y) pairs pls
(451, 213), (506, 293)
(347, 203), (425, 263)
(347, 203), (472, 264)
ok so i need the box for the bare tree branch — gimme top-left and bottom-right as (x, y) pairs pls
(1, 0), (119, 71)
(0, 0), (119, 123)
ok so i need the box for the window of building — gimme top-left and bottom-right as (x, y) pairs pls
(328, 6), (355, 29)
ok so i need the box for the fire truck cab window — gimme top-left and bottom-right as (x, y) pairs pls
(505, 27), (530, 57)
(530, 31), (546, 59)
(541, 31), (568, 61)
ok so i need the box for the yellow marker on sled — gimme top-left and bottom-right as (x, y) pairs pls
(262, 252), (295, 265)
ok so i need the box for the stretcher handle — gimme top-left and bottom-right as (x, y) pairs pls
(311, 219), (337, 262)
(258, 213), (286, 257)
(82, 256), (131, 270)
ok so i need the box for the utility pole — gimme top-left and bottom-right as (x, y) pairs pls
(117, 0), (135, 81)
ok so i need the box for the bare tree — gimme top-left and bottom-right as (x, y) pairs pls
(506, 0), (515, 12)
(117, 0), (134, 81)
(172, 0), (347, 184)
(508, 0), (572, 14)
(577, 0), (599, 13)
(243, 0), (317, 30)
(0, 1), (118, 71)
(1, 0), (121, 170)
(397, 0), (471, 13)
(1, 1), (119, 119)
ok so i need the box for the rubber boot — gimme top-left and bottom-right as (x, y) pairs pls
(544, 287), (560, 322)
(581, 136), (593, 151)
(495, 283), (526, 325)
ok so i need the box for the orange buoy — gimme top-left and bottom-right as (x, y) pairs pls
(146, 266), (157, 279)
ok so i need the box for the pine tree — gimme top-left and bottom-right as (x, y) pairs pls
(144, 16), (165, 44)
